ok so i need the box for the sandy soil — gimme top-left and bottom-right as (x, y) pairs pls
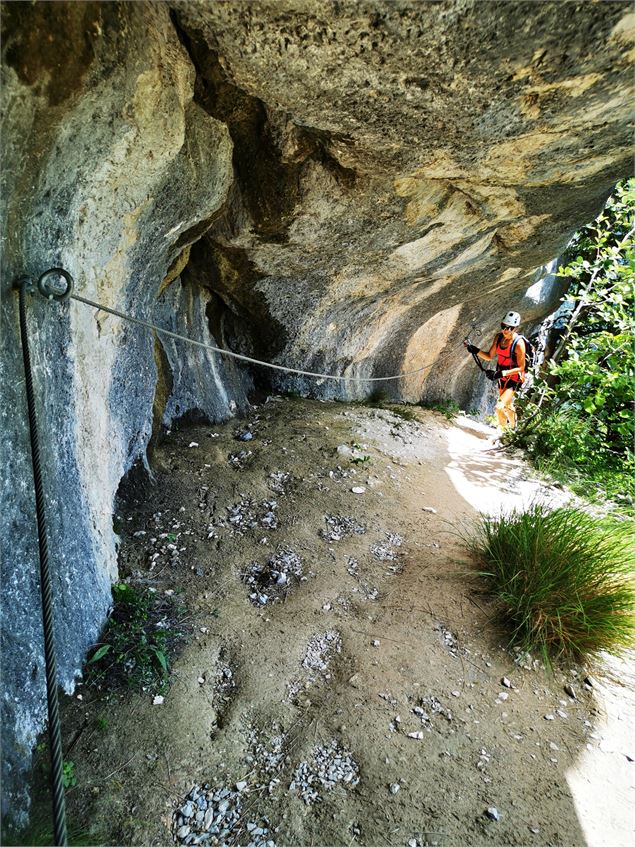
(22, 398), (634, 847)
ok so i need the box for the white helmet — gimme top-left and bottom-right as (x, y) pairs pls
(501, 310), (521, 327)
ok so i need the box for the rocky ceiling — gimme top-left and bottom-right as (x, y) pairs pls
(1, 0), (633, 821)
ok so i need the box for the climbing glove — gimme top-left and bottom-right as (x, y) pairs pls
(485, 370), (498, 381)
(466, 343), (480, 355)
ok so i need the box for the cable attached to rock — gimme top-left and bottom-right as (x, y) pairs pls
(16, 279), (68, 847)
(70, 293), (441, 383)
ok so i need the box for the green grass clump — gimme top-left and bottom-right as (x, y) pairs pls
(467, 505), (635, 663)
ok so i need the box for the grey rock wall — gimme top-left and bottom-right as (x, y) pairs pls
(1, 0), (633, 823)
(0, 2), (247, 823)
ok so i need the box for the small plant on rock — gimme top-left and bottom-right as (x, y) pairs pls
(62, 760), (77, 789)
(466, 504), (635, 663)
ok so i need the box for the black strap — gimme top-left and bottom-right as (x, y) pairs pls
(471, 350), (485, 372)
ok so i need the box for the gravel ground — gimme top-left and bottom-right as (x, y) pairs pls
(23, 398), (634, 847)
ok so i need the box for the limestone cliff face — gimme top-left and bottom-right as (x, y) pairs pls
(0, 1), (248, 821)
(1, 0), (632, 820)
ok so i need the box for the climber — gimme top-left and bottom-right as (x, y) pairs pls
(464, 311), (526, 430)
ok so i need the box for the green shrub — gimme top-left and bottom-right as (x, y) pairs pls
(86, 583), (184, 693)
(513, 178), (634, 509)
(514, 409), (635, 509)
(466, 505), (635, 663)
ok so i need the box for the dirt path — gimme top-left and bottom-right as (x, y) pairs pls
(28, 399), (632, 847)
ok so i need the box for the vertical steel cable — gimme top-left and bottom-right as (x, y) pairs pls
(17, 281), (68, 847)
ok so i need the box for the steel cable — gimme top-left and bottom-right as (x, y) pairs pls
(18, 282), (68, 847)
(70, 293), (445, 383)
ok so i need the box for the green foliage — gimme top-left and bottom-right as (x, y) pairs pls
(422, 398), (460, 420)
(466, 505), (635, 664)
(514, 179), (635, 506)
(86, 583), (184, 693)
(350, 454), (371, 465)
(62, 760), (77, 789)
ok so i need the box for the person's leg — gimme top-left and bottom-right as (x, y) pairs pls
(495, 391), (508, 428)
(496, 387), (517, 429)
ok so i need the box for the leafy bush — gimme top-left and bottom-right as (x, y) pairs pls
(466, 505), (635, 663)
(513, 179), (634, 507)
(86, 583), (184, 693)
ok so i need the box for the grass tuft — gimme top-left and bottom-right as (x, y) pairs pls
(465, 505), (635, 663)
(421, 398), (460, 420)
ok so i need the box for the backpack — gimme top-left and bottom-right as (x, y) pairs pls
(510, 335), (536, 371)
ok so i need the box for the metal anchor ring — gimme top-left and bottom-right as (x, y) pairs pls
(37, 268), (74, 301)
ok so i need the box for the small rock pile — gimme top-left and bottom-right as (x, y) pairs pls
(242, 549), (303, 606)
(344, 556), (378, 601)
(268, 471), (292, 494)
(134, 513), (188, 571)
(246, 724), (286, 794)
(413, 695), (453, 729)
(346, 557), (359, 576)
(370, 531), (403, 563)
(212, 662), (235, 709)
(289, 740), (360, 805)
(302, 630), (342, 674)
(436, 624), (462, 657)
(223, 499), (278, 535)
(228, 450), (254, 469)
(321, 514), (366, 542)
(172, 784), (276, 847)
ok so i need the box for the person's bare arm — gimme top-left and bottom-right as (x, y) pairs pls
(476, 336), (499, 361)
